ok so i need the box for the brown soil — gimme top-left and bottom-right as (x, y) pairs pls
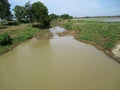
(58, 30), (78, 37)
(33, 30), (53, 39)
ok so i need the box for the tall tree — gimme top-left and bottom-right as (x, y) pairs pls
(0, 0), (11, 21)
(13, 5), (26, 22)
(31, 1), (50, 28)
(13, 1), (32, 23)
(24, 1), (32, 23)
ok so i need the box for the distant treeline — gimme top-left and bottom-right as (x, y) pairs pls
(75, 15), (120, 19)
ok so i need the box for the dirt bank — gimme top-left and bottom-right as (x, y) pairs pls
(33, 30), (53, 39)
(112, 44), (120, 62)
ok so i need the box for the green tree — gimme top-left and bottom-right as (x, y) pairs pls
(13, 5), (26, 22)
(0, 0), (12, 21)
(49, 13), (59, 21)
(24, 1), (32, 23)
(61, 14), (73, 19)
(31, 1), (50, 28)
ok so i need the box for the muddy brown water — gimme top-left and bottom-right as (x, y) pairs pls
(0, 26), (120, 90)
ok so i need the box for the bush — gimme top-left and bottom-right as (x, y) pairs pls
(7, 21), (19, 25)
(32, 23), (40, 28)
(0, 33), (12, 46)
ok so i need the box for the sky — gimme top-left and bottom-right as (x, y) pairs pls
(9, 0), (120, 17)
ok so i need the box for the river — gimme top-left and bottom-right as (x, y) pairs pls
(0, 26), (120, 90)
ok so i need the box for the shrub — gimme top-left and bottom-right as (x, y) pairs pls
(32, 23), (40, 28)
(7, 21), (19, 25)
(0, 33), (12, 46)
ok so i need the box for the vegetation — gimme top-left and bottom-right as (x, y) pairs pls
(7, 20), (19, 25)
(24, 1), (32, 23)
(0, 32), (12, 46)
(60, 14), (73, 19)
(62, 20), (120, 50)
(31, 2), (50, 28)
(49, 13), (59, 21)
(13, 5), (26, 23)
(13, 1), (50, 28)
(0, 0), (12, 21)
(13, 1), (32, 23)
(13, 26), (39, 44)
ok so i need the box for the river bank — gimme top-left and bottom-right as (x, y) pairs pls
(0, 24), (52, 55)
(53, 19), (120, 63)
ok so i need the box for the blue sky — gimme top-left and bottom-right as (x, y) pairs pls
(9, 0), (120, 17)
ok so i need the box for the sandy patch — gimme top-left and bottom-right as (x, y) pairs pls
(112, 44), (120, 58)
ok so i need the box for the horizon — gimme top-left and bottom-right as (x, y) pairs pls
(9, 0), (120, 17)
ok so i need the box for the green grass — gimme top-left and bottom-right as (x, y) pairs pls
(62, 20), (120, 50)
(13, 26), (39, 44)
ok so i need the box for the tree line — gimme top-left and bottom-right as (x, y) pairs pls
(0, 0), (73, 28)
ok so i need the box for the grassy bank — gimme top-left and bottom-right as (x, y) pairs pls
(0, 24), (51, 55)
(62, 20), (120, 50)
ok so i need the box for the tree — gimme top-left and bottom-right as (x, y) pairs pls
(13, 1), (32, 23)
(13, 5), (26, 22)
(49, 13), (59, 21)
(24, 1), (32, 23)
(61, 14), (73, 19)
(31, 1), (50, 28)
(0, 0), (12, 21)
